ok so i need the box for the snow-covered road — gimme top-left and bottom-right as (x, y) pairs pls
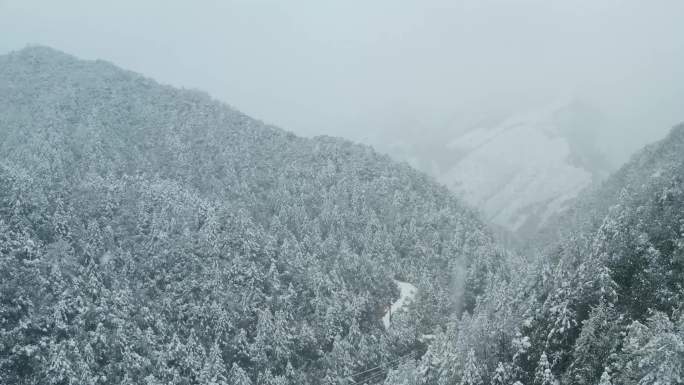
(382, 279), (417, 330)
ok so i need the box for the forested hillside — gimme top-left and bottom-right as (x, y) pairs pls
(395, 125), (684, 384)
(0, 47), (503, 384)
(537, 124), (684, 253)
(2, 46), (682, 385)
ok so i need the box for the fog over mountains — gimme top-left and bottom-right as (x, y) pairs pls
(2, 0), (682, 162)
(3, 2), (681, 247)
(373, 100), (612, 237)
(1, 45), (683, 385)
(2, 1), (684, 382)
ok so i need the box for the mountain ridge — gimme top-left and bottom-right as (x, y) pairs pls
(0, 46), (502, 384)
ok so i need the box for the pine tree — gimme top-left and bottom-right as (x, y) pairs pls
(460, 349), (483, 385)
(491, 362), (509, 385)
(183, 330), (206, 381)
(566, 300), (619, 385)
(597, 369), (612, 385)
(534, 352), (556, 385)
(616, 312), (684, 385)
(198, 341), (228, 385)
(45, 341), (76, 385)
(228, 363), (252, 385)
(511, 328), (531, 380)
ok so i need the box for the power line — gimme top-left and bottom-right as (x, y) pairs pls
(347, 350), (417, 379)
(358, 368), (391, 384)
(348, 350), (419, 384)
(354, 371), (386, 384)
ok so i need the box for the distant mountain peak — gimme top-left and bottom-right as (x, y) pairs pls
(439, 101), (611, 234)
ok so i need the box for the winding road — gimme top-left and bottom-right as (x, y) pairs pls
(382, 279), (417, 330)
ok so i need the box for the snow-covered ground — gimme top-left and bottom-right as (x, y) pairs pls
(383, 280), (417, 330)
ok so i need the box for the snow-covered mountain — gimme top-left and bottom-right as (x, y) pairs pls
(0, 46), (503, 384)
(440, 102), (611, 234)
(379, 101), (613, 236)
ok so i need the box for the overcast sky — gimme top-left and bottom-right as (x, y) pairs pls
(1, 0), (683, 163)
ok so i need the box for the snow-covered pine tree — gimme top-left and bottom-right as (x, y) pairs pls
(228, 363), (252, 385)
(460, 349), (483, 385)
(533, 352), (556, 385)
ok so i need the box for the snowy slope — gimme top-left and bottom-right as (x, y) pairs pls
(348, 100), (610, 237)
(383, 280), (417, 330)
(439, 103), (605, 232)
(369, 101), (611, 236)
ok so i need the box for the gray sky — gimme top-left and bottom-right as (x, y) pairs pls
(2, 0), (683, 163)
